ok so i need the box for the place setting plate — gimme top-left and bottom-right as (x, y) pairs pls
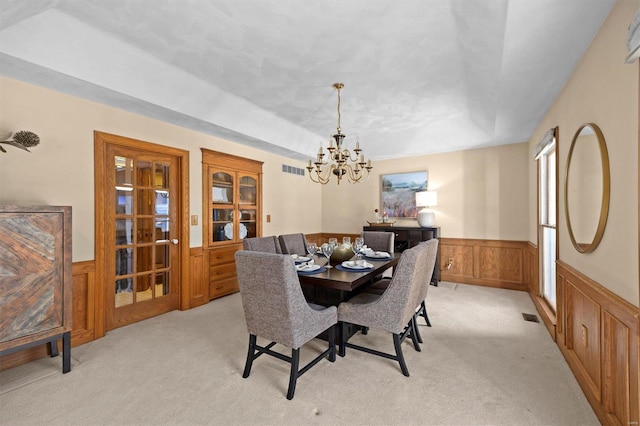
(336, 260), (374, 272)
(295, 263), (325, 275)
(291, 254), (311, 263)
(362, 251), (391, 260)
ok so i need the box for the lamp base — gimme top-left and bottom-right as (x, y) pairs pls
(417, 208), (435, 227)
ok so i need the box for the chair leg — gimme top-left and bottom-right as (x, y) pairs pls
(393, 333), (410, 377)
(410, 317), (422, 352)
(420, 301), (432, 327)
(287, 348), (300, 400)
(413, 313), (424, 344)
(328, 325), (336, 362)
(242, 334), (257, 378)
(339, 322), (347, 357)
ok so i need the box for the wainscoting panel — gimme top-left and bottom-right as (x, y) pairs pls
(188, 247), (208, 308)
(556, 261), (639, 426)
(565, 280), (602, 398)
(70, 261), (97, 345)
(440, 238), (529, 290)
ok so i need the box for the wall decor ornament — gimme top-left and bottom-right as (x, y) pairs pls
(0, 131), (40, 153)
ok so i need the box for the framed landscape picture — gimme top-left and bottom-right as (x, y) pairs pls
(381, 171), (428, 218)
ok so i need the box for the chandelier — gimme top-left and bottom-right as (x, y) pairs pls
(306, 83), (373, 184)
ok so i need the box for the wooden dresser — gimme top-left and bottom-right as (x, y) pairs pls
(0, 205), (73, 373)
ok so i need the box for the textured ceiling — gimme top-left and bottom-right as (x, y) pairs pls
(0, 0), (616, 161)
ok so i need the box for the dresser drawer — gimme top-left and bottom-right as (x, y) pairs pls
(209, 277), (238, 299)
(210, 263), (237, 282)
(209, 246), (240, 265)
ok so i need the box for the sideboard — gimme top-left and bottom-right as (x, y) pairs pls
(0, 205), (73, 373)
(362, 225), (440, 285)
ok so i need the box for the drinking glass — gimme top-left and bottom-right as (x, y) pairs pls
(353, 237), (364, 259)
(342, 236), (351, 246)
(306, 242), (317, 257)
(328, 238), (338, 248)
(321, 243), (334, 268)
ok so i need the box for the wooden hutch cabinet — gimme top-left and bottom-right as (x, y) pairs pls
(202, 149), (262, 300)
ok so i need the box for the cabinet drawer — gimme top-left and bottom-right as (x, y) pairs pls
(210, 277), (238, 299)
(210, 263), (237, 282)
(209, 246), (240, 265)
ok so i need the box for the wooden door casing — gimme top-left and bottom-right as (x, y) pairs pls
(94, 131), (190, 335)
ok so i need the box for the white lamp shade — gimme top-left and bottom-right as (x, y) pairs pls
(416, 191), (437, 207)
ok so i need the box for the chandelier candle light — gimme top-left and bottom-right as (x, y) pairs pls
(307, 83), (373, 184)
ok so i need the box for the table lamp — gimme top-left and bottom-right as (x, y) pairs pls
(415, 191), (437, 227)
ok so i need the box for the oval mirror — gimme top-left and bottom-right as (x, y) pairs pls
(564, 123), (610, 253)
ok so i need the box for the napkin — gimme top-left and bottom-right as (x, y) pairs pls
(362, 249), (390, 258)
(295, 260), (316, 271)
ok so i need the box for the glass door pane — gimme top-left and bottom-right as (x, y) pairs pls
(114, 156), (173, 308)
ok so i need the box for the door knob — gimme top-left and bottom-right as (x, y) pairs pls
(171, 239), (179, 245)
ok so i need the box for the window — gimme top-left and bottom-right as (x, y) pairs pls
(539, 138), (556, 310)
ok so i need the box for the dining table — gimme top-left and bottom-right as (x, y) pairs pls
(296, 253), (400, 307)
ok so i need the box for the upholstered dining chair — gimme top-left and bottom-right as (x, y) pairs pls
(243, 236), (282, 253)
(361, 230), (395, 279)
(361, 230), (395, 253)
(363, 240), (439, 345)
(278, 233), (308, 255)
(235, 250), (338, 400)
(337, 245), (426, 377)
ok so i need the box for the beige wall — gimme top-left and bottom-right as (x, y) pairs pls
(0, 77), (323, 261)
(528, 0), (640, 306)
(322, 142), (529, 241)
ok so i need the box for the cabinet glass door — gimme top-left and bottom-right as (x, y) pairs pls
(238, 174), (258, 240)
(211, 171), (235, 243)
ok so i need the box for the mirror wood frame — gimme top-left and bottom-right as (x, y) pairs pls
(564, 123), (610, 253)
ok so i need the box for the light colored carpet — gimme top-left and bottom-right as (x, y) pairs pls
(0, 282), (598, 425)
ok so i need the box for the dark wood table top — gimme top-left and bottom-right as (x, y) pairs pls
(297, 254), (400, 292)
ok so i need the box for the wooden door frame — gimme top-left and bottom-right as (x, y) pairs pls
(94, 131), (190, 338)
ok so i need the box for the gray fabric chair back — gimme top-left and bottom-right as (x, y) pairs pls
(243, 236), (282, 253)
(414, 239), (439, 306)
(278, 233), (308, 255)
(361, 231), (394, 253)
(340, 245), (423, 334)
(235, 250), (336, 349)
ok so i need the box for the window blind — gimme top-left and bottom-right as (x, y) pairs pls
(626, 7), (640, 63)
(534, 128), (556, 160)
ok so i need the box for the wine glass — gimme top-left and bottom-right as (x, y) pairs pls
(306, 242), (317, 257)
(328, 238), (338, 248)
(321, 243), (334, 268)
(353, 237), (364, 259)
(342, 236), (351, 246)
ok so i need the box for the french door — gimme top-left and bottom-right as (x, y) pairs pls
(96, 133), (183, 331)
